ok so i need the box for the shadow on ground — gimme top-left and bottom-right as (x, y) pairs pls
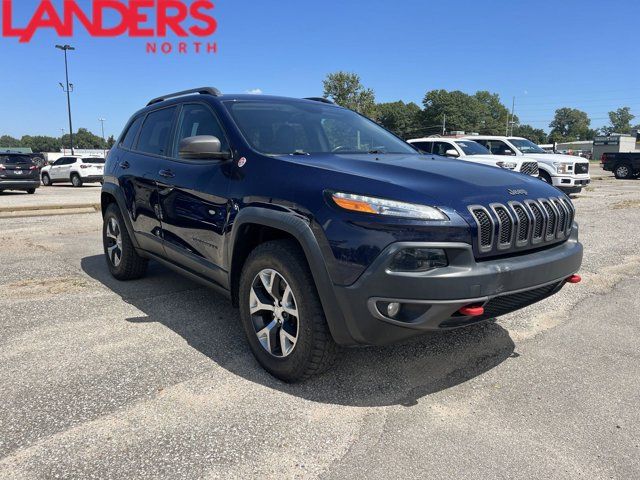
(81, 254), (516, 407)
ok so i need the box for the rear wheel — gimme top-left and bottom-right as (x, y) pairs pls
(614, 163), (633, 179)
(41, 174), (51, 186)
(103, 203), (148, 280)
(239, 240), (338, 382)
(71, 173), (83, 187)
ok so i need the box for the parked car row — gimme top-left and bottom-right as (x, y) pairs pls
(0, 153), (105, 194)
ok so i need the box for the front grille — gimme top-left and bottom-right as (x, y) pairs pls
(476, 282), (563, 321)
(520, 162), (539, 176)
(469, 196), (575, 255)
(575, 163), (589, 174)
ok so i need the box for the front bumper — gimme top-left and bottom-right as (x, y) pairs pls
(552, 174), (590, 189)
(0, 180), (40, 190)
(332, 227), (583, 346)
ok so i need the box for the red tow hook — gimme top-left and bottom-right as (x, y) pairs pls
(458, 305), (485, 317)
(566, 274), (582, 284)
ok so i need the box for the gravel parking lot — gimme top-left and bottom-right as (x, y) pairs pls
(1, 168), (639, 479)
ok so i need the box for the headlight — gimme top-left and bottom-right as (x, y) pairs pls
(331, 192), (448, 220)
(496, 161), (517, 170)
(553, 162), (570, 174)
(388, 248), (448, 272)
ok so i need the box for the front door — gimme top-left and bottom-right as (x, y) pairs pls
(157, 102), (232, 287)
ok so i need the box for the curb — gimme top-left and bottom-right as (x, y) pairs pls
(0, 204), (101, 219)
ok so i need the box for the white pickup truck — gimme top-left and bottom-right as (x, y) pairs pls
(407, 137), (540, 176)
(464, 136), (591, 194)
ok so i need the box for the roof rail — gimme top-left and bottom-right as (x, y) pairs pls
(304, 97), (335, 104)
(147, 87), (222, 106)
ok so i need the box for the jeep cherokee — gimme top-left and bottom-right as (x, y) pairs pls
(101, 87), (584, 382)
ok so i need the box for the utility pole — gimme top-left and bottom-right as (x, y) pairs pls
(442, 114), (446, 136)
(510, 96), (516, 136)
(56, 44), (76, 155)
(60, 128), (66, 155)
(99, 118), (106, 157)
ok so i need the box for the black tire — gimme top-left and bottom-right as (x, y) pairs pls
(41, 174), (51, 186)
(239, 240), (338, 382)
(71, 173), (83, 187)
(103, 203), (148, 280)
(539, 170), (552, 184)
(614, 163), (633, 180)
(26, 189), (36, 194)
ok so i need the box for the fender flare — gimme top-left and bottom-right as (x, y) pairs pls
(100, 182), (141, 250)
(537, 163), (556, 178)
(228, 207), (353, 345)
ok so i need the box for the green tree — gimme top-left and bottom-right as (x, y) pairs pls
(62, 128), (107, 149)
(0, 135), (21, 147)
(323, 71), (376, 118)
(420, 89), (515, 136)
(549, 108), (594, 142)
(107, 135), (116, 149)
(511, 124), (548, 144)
(20, 135), (61, 153)
(602, 107), (635, 135)
(375, 101), (421, 138)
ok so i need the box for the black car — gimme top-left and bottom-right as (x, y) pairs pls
(601, 152), (640, 179)
(102, 87), (583, 381)
(0, 153), (40, 194)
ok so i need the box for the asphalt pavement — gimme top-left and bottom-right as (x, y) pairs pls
(0, 169), (638, 479)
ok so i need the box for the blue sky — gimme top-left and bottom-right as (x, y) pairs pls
(1, 0), (639, 139)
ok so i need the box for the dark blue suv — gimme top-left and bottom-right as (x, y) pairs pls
(101, 87), (583, 381)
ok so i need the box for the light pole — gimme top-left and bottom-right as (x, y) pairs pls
(99, 118), (106, 156)
(60, 128), (66, 155)
(56, 44), (75, 155)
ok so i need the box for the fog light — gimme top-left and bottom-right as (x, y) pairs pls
(389, 248), (448, 272)
(387, 302), (401, 318)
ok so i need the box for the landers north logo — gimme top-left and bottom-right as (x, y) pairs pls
(2, 0), (219, 54)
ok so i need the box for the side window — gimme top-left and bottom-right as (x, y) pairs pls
(136, 107), (177, 156)
(120, 116), (144, 150)
(474, 140), (490, 150)
(488, 141), (511, 155)
(411, 142), (432, 154)
(173, 104), (229, 157)
(53, 158), (66, 166)
(432, 142), (453, 156)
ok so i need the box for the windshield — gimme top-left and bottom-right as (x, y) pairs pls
(0, 155), (33, 164)
(225, 100), (417, 156)
(508, 138), (547, 154)
(454, 140), (491, 156)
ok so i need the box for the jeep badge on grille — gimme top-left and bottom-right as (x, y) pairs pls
(508, 189), (528, 196)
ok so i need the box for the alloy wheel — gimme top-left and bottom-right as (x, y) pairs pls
(249, 269), (299, 358)
(617, 165), (630, 178)
(105, 217), (123, 267)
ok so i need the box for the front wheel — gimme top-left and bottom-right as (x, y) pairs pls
(103, 204), (148, 280)
(615, 164), (633, 179)
(539, 171), (552, 184)
(239, 240), (338, 382)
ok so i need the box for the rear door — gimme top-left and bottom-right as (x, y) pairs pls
(116, 107), (177, 256)
(157, 102), (232, 286)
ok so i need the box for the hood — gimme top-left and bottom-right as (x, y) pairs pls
(281, 153), (565, 213)
(521, 153), (588, 164)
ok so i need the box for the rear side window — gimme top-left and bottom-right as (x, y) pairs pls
(136, 107), (177, 156)
(120, 116), (144, 150)
(173, 104), (229, 157)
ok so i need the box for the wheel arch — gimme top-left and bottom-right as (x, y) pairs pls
(228, 207), (353, 345)
(101, 184), (141, 250)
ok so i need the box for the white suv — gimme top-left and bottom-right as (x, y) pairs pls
(408, 137), (539, 176)
(41, 156), (105, 187)
(465, 136), (591, 194)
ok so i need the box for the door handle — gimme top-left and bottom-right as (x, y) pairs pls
(159, 169), (175, 179)
(119, 161), (130, 170)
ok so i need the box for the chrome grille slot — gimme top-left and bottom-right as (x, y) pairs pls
(510, 202), (531, 246)
(551, 198), (568, 237)
(521, 162), (539, 176)
(469, 207), (494, 252)
(526, 201), (545, 242)
(492, 205), (514, 248)
(561, 198), (575, 234)
(540, 200), (557, 240)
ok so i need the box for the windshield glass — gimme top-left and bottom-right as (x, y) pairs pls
(508, 138), (547, 154)
(225, 100), (417, 156)
(454, 140), (490, 156)
(0, 155), (33, 164)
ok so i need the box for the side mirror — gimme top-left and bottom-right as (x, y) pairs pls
(503, 149), (515, 156)
(445, 149), (460, 158)
(179, 136), (231, 160)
